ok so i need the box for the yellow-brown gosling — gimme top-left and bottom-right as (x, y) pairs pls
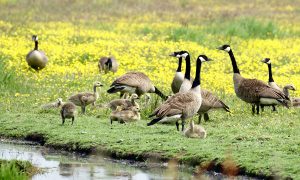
(61, 102), (77, 125)
(108, 94), (139, 110)
(110, 106), (141, 124)
(183, 120), (206, 139)
(26, 35), (48, 70)
(68, 81), (103, 114)
(41, 98), (63, 110)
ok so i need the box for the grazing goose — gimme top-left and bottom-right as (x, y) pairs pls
(107, 94), (139, 110)
(98, 56), (119, 73)
(198, 90), (230, 123)
(282, 85), (300, 107)
(68, 81), (103, 114)
(61, 102), (76, 125)
(147, 54), (212, 131)
(26, 35), (48, 70)
(183, 120), (206, 139)
(107, 72), (167, 100)
(110, 106), (141, 124)
(41, 98), (63, 110)
(218, 45), (289, 114)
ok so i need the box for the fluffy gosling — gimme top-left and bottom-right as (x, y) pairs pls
(61, 102), (77, 125)
(183, 120), (206, 139)
(110, 106), (140, 124)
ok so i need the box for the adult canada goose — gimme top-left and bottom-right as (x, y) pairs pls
(26, 35), (48, 70)
(282, 84), (300, 107)
(68, 81), (103, 114)
(183, 120), (206, 139)
(170, 55), (184, 94)
(147, 54), (212, 131)
(107, 94), (139, 110)
(61, 102), (76, 125)
(98, 56), (119, 73)
(198, 90), (230, 123)
(110, 106), (141, 124)
(170, 51), (229, 122)
(218, 45), (289, 114)
(41, 98), (63, 110)
(107, 72), (167, 100)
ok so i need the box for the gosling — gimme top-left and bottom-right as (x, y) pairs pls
(110, 106), (141, 124)
(108, 94), (139, 111)
(183, 120), (206, 139)
(60, 102), (77, 125)
(41, 98), (63, 110)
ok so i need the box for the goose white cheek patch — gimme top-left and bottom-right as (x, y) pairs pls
(181, 53), (188, 58)
(199, 57), (206, 62)
(225, 47), (231, 52)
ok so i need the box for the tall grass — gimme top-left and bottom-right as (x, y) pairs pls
(0, 160), (37, 180)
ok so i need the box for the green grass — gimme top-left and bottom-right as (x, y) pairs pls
(0, 159), (38, 180)
(0, 101), (299, 179)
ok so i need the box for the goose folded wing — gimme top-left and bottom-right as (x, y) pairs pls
(111, 72), (151, 87)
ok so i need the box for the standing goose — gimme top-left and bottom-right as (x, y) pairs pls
(147, 54), (212, 131)
(170, 55), (184, 94)
(217, 45), (289, 114)
(61, 102), (77, 125)
(68, 81), (103, 114)
(170, 52), (229, 123)
(282, 85), (300, 107)
(98, 56), (119, 73)
(107, 72), (167, 100)
(26, 35), (48, 70)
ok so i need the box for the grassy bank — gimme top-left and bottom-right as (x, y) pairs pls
(0, 105), (299, 179)
(0, 159), (38, 179)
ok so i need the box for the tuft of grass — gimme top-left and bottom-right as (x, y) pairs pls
(0, 159), (38, 179)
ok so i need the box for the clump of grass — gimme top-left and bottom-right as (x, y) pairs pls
(0, 159), (38, 179)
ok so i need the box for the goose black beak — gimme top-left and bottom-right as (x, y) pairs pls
(169, 53), (176, 57)
(207, 58), (213, 61)
(217, 46), (223, 50)
(100, 84), (103, 87)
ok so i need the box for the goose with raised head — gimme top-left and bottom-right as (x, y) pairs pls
(26, 35), (48, 70)
(170, 55), (184, 94)
(98, 56), (119, 73)
(110, 106), (141, 124)
(218, 45), (289, 114)
(107, 72), (167, 100)
(61, 102), (76, 125)
(147, 54), (212, 131)
(68, 81), (103, 114)
(107, 94), (139, 110)
(183, 120), (206, 139)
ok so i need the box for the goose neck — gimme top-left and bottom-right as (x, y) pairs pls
(283, 87), (290, 98)
(176, 57), (182, 72)
(184, 55), (191, 80)
(34, 41), (38, 50)
(268, 63), (274, 82)
(228, 50), (240, 74)
(192, 59), (201, 88)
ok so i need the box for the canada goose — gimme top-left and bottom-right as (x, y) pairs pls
(107, 72), (167, 100)
(98, 56), (119, 73)
(147, 54), (212, 131)
(282, 84), (300, 107)
(61, 102), (76, 125)
(169, 53), (185, 94)
(107, 94), (139, 110)
(41, 98), (63, 110)
(183, 120), (206, 139)
(198, 90), (230, 123)
(68, 81), (103, 114)
(218, 45), (289, 114)
(110, 106), (141, 124)
(26, 35), (48, 70)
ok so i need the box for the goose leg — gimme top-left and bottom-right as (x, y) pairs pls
(181, 120), (185, 131)
(204, 113), (209, 121)
(261, 105), (264, 112)
(120, 92), (124, 98)
(272, 105), (276, 111)
(198, 114), (202, 124)
(256, 104), (260, 115)
(175, 121), (179, 131)
(61, 111), (65, 125)
(252, 104), (255, 115)
(81, 106), (86, 114)
(71, 117), (74, 125)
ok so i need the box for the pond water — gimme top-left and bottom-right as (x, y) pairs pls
(0, 139), (254, 180)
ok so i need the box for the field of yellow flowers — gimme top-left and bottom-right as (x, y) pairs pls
(0, 0), (300, 179)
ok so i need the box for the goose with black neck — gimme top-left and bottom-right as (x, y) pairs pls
(147, 54), (212, 131)
(218, 45), (290, 114)
(169, 52), (185, 94)
(26, 35), (48, 70)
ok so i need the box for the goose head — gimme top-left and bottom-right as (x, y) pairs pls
(217, 44), (231, 52)
(197, 55), (212, 62)
(169, 51), (189, 58)
(130, 106), (140, 112)
(284, 84), (296, 91)
(130, 94), (139, 100)
(57, 98), (63, 106)
(32, 35), (38, 42)
(261, 58), (271, 64)
(94, 81), (103, 87)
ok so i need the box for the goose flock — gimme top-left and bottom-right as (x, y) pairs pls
(30, 35), (299, 139)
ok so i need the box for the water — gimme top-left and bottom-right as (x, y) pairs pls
(0, 139), (202, 180)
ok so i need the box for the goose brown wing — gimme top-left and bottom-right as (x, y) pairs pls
(111, 72), (152, 87)
(154, 93), (195, 117)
